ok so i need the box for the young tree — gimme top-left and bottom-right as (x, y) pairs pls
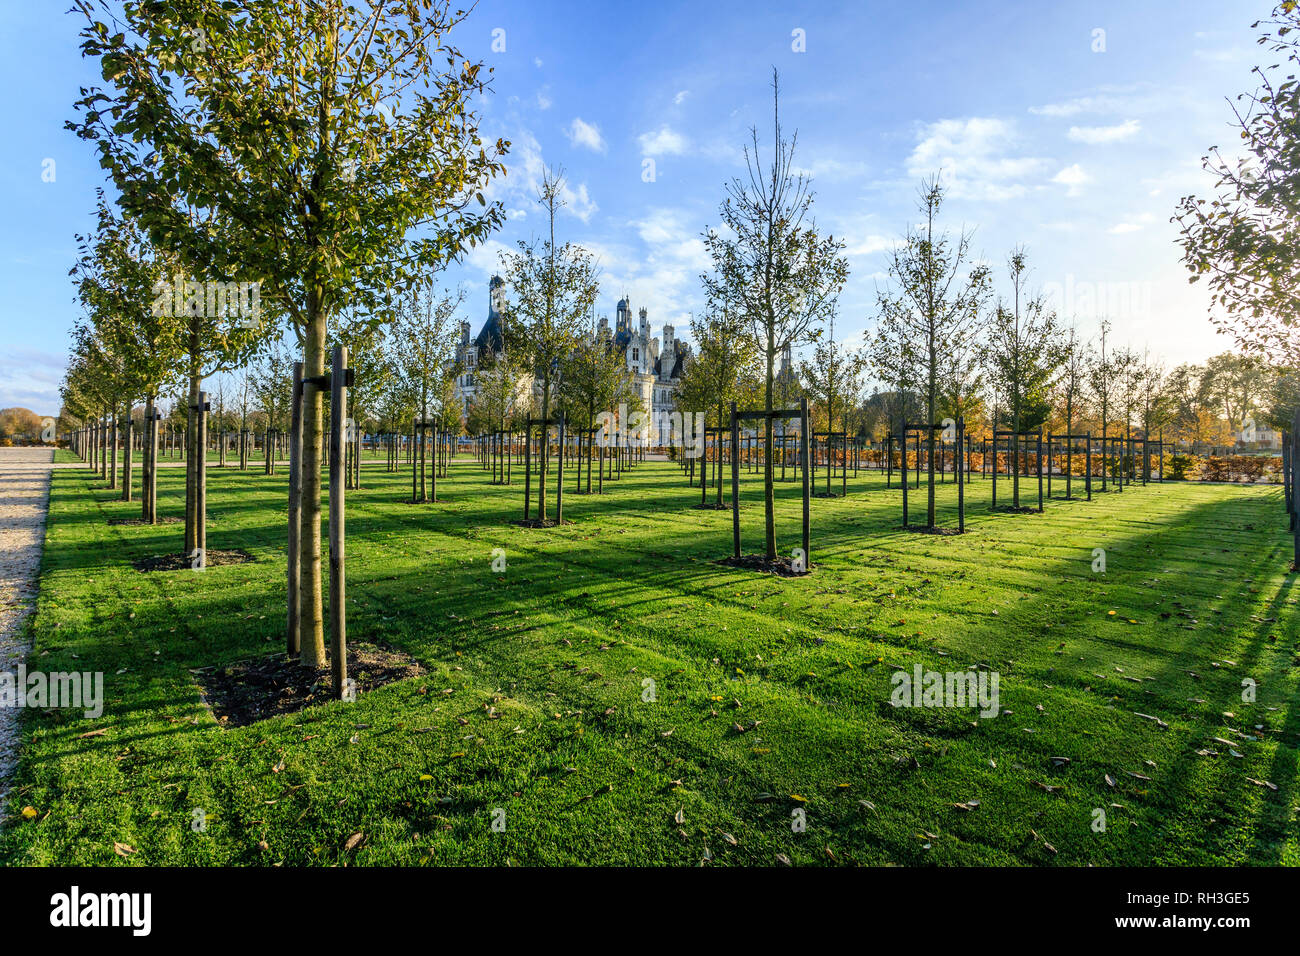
(1087, 319), (1124, 487)
(433, 366), (462, 477)
(1056, 325), (1091, 494)
(1138, 354), (1172, 474)
(333, 314), (392, 489)
(701, 71), (848, 559)
(801, 314), (865, 494)
(1164, 363), (1207, 445)
(683, 304), (760, 504)
(872, 177), (990, 527)
(801, 314), (865, 440)
(71, 195), (181, 520)
(71, 0), (508, 669)
(66, 326), (128, 484)
(251, 338), (295, 469)
(498, 166), (599, 523)
(475, 350), (528, 467)
(392, 286), (464, 502)
(984, 250), (1066, 508)
(1175, 3), (1300, 365)
(1202, 352), (1271, 439)
(1114, 347), (1145, 475)
(558, 319), (626, 493)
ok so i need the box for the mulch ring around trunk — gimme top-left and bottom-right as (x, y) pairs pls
(901, 524), (964, 536)
(716, 553), (811, 577)
(193, 643), (425, 728)
(513, 517), (570, 528)
(108, 516), (183, 526)
(132, 549), (253, 572)
(692, 502), (730, 510)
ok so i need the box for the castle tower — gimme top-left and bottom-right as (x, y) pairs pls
(489, 274), (506, 316)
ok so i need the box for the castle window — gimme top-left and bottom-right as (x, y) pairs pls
(633, 348), (639, 360)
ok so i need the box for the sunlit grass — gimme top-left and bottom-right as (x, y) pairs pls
(2, 453), (1296, 866)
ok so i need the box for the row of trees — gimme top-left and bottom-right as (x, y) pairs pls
(0, 408), (48, 444)
(674, 61), (1300, 533)
(60, 0), (508, 669)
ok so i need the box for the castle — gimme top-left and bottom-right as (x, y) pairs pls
(454, 276), (689, 424)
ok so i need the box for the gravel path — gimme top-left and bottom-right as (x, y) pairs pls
(0, 447), (54, 816)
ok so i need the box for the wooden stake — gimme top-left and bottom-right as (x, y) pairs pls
(329, 347), (348, 698)
(287, 363), (303, 655)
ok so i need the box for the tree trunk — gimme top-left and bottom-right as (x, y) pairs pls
(121, 405), (133, 502)
(299, 308), (327, 668)
(186, 374), (200, 556)
(109, 406), (118, 490)
(764, 335), (776, 561)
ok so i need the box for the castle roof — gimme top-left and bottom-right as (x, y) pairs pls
(472, 276), (505, 357)
(611, 324), (632, 353)
(654, 339), (688, 379)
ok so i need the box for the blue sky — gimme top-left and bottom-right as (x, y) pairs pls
(0, 0), (1275, 414)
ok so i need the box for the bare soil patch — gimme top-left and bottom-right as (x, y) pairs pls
(133, 549), (253, 572)
(194, 643), (425, 728)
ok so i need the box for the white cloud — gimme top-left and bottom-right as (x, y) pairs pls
(844, 234), (901, 257)
(462, 237), (513, 276)
(790, 156), (871, 181)
(1110, 212), (1156, 234)
(638, 125), (689, 156)
(1051, 163), (1090, 196)
(579, 208), (713, 328)
(560, 181), (599, 222)
(0, 346), (65, 415)
(674, 90), (690, 106)
(1032, 97), (1120, 118)
(1067, 119), (1141, 145)
(566, 117), (606, 153)
(535, 88), (552, 111)
(906, 117), (1046, 201)
(631, 208), (710, 270)
(482, 127), (598, 222)
(534, 57), (543, 68)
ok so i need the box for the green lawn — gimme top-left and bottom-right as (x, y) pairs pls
(2, 454), (1297, 866)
